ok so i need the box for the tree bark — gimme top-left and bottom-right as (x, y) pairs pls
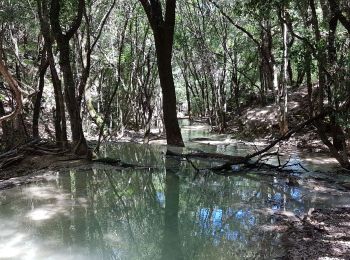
(50, 0), (88, 155)
(139, 0), (184, 147)
(32, 47), (49, 138)
(37, 0), (68, 148)
(0, 49), (22, 124)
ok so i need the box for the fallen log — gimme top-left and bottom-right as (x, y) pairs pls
(167, 112), (331, 173)
(93, 157), (158, 169)
(166, 149), (246, 163)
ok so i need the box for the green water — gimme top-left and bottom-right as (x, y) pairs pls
(0, 120), (349, 259)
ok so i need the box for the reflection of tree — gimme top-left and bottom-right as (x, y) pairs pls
(162, 158), (183, 260)
(105, 170), (139, 254)
(59, 170), (73, 247)
(74, 169), (88, 245)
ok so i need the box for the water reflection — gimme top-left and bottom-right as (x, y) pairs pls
(1, 119), (350, 259)
(162, 158), (183, 260)
(0, 163), (349, 259)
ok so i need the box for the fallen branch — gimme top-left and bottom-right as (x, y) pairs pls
(167, 112), (328, 173)
(246, 111), (330, 160)
(93, 157), (158, 169)
(214, 111), (331, 171)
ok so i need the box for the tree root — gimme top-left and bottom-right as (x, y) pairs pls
(0, 139), (68, 170)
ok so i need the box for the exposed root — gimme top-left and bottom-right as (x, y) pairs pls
(0, 139), (69, 171)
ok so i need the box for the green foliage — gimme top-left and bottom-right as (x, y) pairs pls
(1, 0), (349, 156)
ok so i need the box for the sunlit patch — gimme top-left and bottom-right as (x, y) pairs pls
(28, 208), (55, 221)
(259, 224), (289, 232)
(104, 232), (122, 244)
(0, 233), (37, 258)
(304, 157), (338, 165)
(254, 208), (275, 216)
(181, 125), (210, 131)
(77, 197), (88, 204)
(24, 186), (61, 200)
(149, 139), (167, 145)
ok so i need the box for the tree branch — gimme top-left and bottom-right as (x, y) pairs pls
(245, 110), (331, 160)
(139, 0), (153, 24)
(208, 0), (261, 47)
(89, 0), (117, 54)
(328, 0), (350, 34)
(65, 0), (85, 40)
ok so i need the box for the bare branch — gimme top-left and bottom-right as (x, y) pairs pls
(89, 0), (117, 54)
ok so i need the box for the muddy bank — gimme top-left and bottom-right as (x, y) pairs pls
(0, 154), (89, 188)
(281, 208), (350, 259)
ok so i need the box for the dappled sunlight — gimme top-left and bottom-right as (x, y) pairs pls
(28, 208), (57, 221)
(149, 139), (167, 145)
(0, 219), (39, 259)
(0, 233), (36, 259)
(303, 157), (338, 165)
(259, 224), (289, 232)
(24, 185), (66, 200)
(245, 106), (278, 122)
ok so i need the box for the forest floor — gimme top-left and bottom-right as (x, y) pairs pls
(223, 86), (331, 151)
(280, 208), (350, 259)
(214, 87), (350, 175)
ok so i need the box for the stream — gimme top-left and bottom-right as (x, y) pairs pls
(0, 120), (349, 259)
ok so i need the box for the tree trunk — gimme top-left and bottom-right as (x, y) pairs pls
(154, 36), (184, 146)
(49, 0), (88, 155)
(278, 9), (289, 134)
(139, 0), (184, 147)
(37, 0), (68, 148)
(33, 47), (49, 138)
(58, 41), (88, 155)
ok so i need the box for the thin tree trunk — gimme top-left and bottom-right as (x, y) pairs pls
(33, 47), (49, 138)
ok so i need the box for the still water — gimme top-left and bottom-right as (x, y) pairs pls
(0, 120), (349, 259)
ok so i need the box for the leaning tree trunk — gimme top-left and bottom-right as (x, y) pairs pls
(309, 0), (350, 169)
(0, 49), (27, 150)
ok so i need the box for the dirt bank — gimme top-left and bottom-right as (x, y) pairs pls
(281, 207), (350, 259)
(0, 154), (89, 189)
